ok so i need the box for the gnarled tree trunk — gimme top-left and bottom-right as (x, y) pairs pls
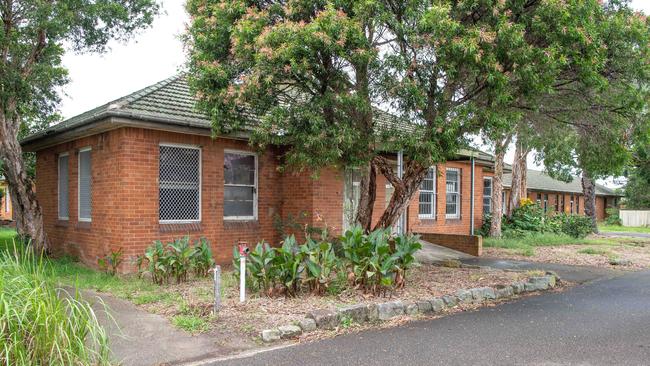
(372, 156), (428, 230)
(507, 139), (529, 217)
(489, 135), (512, 238)
(581, 169), (599, 234)
(0, 112), (48, 252)
(355, 160), (377, 231)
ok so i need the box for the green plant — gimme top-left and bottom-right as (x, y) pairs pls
(171, 315), (210, 333)
(168, 237), (195, 283)
(558, 214), (593, 239)
(192, 237), (215, 277)
(273, 235), (304, 297)
(97, 247), (123, 276)
(390, 234), (422, 288)
(604, 208), (622, 226)
(234, 241), (276, 295)
(144, 240), (170, 284)
(301, 237), (338, 295)
(1, 244), (110, 365)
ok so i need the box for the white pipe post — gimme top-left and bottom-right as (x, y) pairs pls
(239, 256), (246, 303)
(213, 265), (221, 314)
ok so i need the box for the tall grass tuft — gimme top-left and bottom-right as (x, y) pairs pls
(0, 242), (110, 365)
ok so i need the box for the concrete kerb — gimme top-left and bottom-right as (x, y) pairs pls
(259, 274), (560, 342)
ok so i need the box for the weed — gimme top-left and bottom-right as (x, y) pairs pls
(577, 247), (610, 256)
(172, 315), (210, 333)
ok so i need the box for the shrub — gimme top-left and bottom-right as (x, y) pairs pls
(1, 246), (110, 365)
(604, 208), (622, 226)
(273, 235), (305, 297)
(558, 214), (593, 238)
(301, 237), (338, 295)
(234, 241), (276, 295)
(143, 237), (215, 284)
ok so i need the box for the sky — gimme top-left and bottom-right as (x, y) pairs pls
(59, 0), (650, 186)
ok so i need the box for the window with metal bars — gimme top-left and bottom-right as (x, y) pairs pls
(483, 177), (492, 214)
(58, 153), (69, 220)
(224, 151), (257, 220)
(78, 148), (92, 222)
(445, 168), (460, 219)
(159, 144), (201, 223)
(419, 167), (436, 218)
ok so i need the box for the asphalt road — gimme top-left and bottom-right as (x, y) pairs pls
(203, 270), (650, 366)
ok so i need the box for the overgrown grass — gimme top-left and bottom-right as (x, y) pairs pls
(171, 315), (211, 333)
(577, 247), (611, 256)
(0, 227), (17, 251)
(0, 243), (110, 365)
(598, 224), (650, 234)
(483, 233), (627, 257)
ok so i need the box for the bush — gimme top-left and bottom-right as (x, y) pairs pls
(604, 208), (622, 226)
(234, 227), (422, 297)
(557, 214), (593, 238)
(1, 246), (110, 365)
(143, 237), (215, 284)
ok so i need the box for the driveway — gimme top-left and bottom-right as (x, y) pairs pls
(195, 270), (650, 366)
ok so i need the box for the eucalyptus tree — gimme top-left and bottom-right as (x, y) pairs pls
(0, 0), (159, 251)
(186, 0), (636, 232)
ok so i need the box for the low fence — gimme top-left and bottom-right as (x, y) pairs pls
(416, 232), (482, 256)
(620, 210), (650, 227)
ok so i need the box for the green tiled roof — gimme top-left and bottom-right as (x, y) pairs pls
(22, 74), (410, 146)
(503, 169), (621, 197)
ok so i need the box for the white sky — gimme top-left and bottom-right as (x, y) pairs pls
(59, 0), (650, 187)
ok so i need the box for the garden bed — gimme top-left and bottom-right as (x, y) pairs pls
(107, 263), (547, 341)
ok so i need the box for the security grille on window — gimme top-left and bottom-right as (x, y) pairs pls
(58, 153), (69, 220)
(419, 167), (436, 218)
(78, 148), (92, 221)
(159, 145), (201, 222)
(224, 152), (257, 219)
(483, 177), (492, 214)
(446, 168), (460, 219)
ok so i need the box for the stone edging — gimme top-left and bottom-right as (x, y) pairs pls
(260, 273), (558, 342)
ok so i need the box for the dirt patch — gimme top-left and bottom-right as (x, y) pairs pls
(134, 264), (532, 342)
(485, 238), (650, 270)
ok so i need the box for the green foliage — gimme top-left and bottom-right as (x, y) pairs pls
(143, 237), (216, 285)
(625, 143), (650, 209)
(234, 227), (421, 297)
(97, 247), (123, 276)
(0, 245), (110, 365)
(577, 247), (610, 256)
(558, 214), (594, 239)
(604, 208), (622, 226)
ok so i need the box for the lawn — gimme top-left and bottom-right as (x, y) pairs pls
(598, 224), (650, 234)
(484, 232), (650, 269)
(0, 227), (17, 250)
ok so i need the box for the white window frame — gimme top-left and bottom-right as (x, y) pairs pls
(58, 152), (69, 220)
(159, 143), (202, 224)
(4, 185), (9, 213)
(77, 147), (92, 222)
(223, 149), (258, 221)
(483, 177), (492, 214)
(418, 167), (436, 219)
(445, 167), (461, 219)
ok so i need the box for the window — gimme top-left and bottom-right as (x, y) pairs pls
(561, 195), (566, 213)
(543, 194), (549, 212)
(58, 153), (69, 220)
(556, 194), (560, 212)
(570, 194), (575, 213)
(419, 167), (436, 218)
(3, 186), (8, 213)
(78, 147), (92, 222)
(445, 168), (460, 219)
(159, 144), (201, 223)
(343, 168), (361, 230)
(536, 193), (542, 206)
(385, 184), (394, 209)
(483, 177), (492, 214)
(502, 191), (506, 212)
(224, 151), (257, 220)
(577, 195), (580, 214)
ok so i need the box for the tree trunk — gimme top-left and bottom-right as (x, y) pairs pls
(355, 160), (377, 232)
(0, 114), (49, 252)
(489, 135), (512, 238)
(581, 170), (599, 234)
(372, 156), (428, 230)
(507, 140), (529, 217)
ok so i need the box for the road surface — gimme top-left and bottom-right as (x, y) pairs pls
(201, 270), (650, 366)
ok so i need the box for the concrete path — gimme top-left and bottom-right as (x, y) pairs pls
(600, 231), (650, 239)
(202, 270), (650, 366)
(460, 257), (625, 284)
(415, 240), (474, 264)
(84, 290), (247, 366)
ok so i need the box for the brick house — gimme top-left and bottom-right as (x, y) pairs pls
(20, 75), (621, 271)
(502, 170), (622, 221)
(0, 176), (12, 223)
